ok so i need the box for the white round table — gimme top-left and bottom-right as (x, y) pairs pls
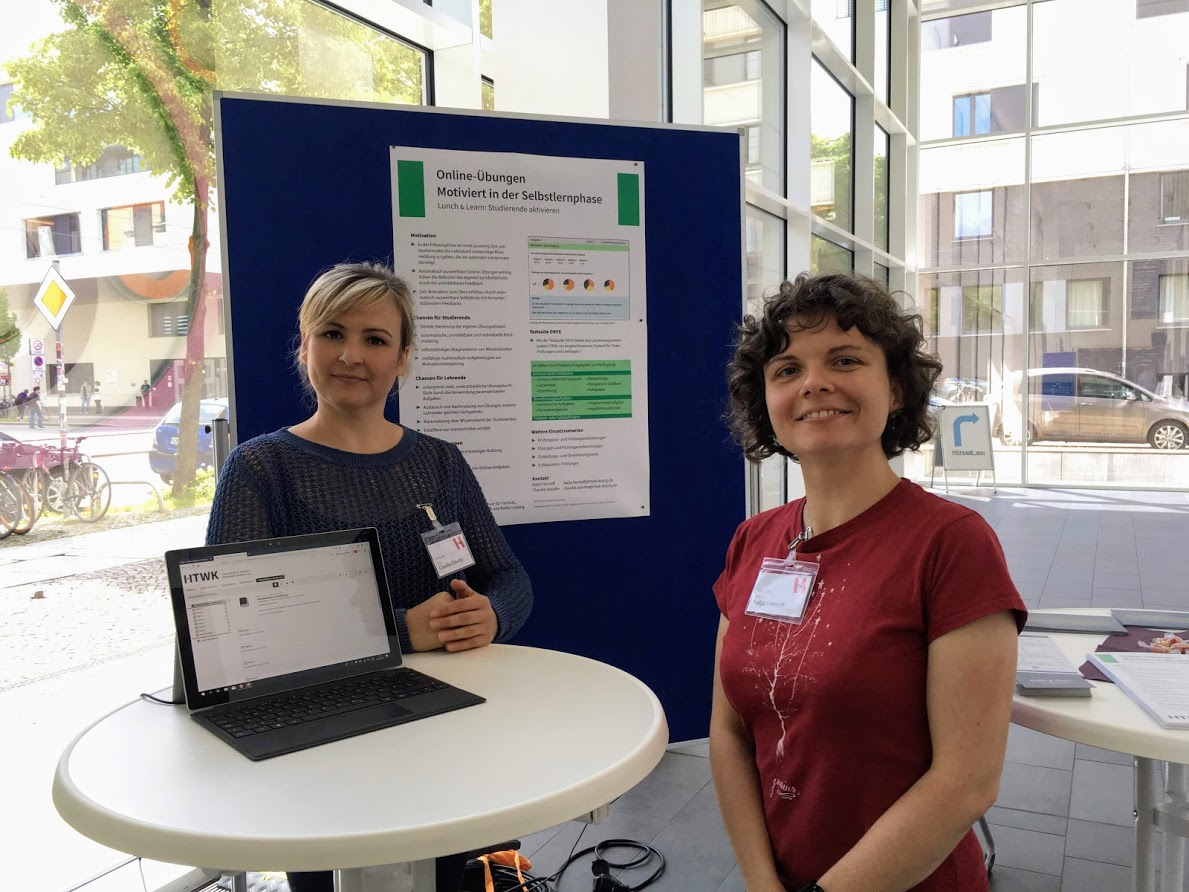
(53, 645), (669, 890)
(1012, 609), (1189, 892)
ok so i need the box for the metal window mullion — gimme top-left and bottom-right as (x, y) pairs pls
(1021, 0), (1034, 483)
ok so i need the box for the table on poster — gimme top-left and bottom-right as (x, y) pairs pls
(1011, 609), (1189, 892)
(52, 645), (669, 892)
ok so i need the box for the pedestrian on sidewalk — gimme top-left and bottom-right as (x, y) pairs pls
(92, 381), (102, 415)
(140, 379), (151, 408)
(80, 380), (91, 415)
(14, 388), (28, 422)
(27, 386), (45, 429)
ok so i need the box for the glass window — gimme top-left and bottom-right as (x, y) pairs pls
(811, 59), (854, 233)
(920, 7), (1025, 142)
(24, 212), (81, 258)
(812, 234), (853, 274)
(149, 302), (190, 337)
(702, 2), (785, 193)
(481, 77), (495, 111)
(1159, 273), (1189, 323)
(101, 202), (166, 250)
(1137, 0), (1189, 18)
(1079, 374), (1135, 400)
(874, 262), (890, 288)
(1066, 278), (1109, 328)
(480, 0), (493, 38)
(745, 206), (785, 314)
(811, 0), (854, 61)
(874, 124), (889, 251)
(874, 1), (890, 105)
(1162, 171), (1189, 224)
(0, 82), (31, 123)
(954, 191), (992, 239)
(923, 12), (992, 51)
(55, 145), (146, 184)
(1035, 0), (1189, 125)
(962, 284), (1002, 333)
(1032, 127), (1127, 260)
(1038, 372), (1075, 397)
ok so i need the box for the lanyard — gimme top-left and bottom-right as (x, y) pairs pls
(787, 501), (814, 562)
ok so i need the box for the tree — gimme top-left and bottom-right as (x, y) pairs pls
(7, 0), (423, 495)
(0, 287), (20, 395)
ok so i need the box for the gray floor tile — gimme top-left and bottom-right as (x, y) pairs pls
(1005, 726), (1076, 771)
(645, 783), (737, 892)
(986, 824), (1066, 876)
(989, 865), (1063, 891)
(1053, 541), (1098, 557)
(518, 822), (569, 860)
(1009, 552), (1058, 570)
(996, 762), (1073, 817)
(1064, 818), (1134, 867)
(1059, 856), (1133, 892)
(715, 864), (745, 892)
(1038, 595), (1094, 609)
(1040, 583), (1093, 601)
(1074, 743), (1135, 766)
(1092, 564), (1141, 588)
(985, 805), (1068, 836)
(1068, 759), (1135, 828)
(610, 751), (712, 824)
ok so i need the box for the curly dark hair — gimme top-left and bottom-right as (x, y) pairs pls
(726, 272), (943, 463)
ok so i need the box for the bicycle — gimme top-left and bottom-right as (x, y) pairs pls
(25, 437), (112, 523)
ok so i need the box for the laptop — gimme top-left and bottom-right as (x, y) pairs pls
(165, 528), (485, 761)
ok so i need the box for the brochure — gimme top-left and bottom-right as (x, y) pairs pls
(1016, 634), (1093, 697)
(1087, 652), (1189, 729)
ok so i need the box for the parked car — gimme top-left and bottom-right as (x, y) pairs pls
(149, 398), (229, 484)
(995, 368), (1189, 449)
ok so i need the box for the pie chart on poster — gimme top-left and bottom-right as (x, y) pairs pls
(583, 279), (595, 291)
(603, 279), (616, 291)
(542, 278), (555, 290)
(563, 279), (576, 290)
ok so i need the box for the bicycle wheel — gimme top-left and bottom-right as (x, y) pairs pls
(0, 473), (21, 539)
(68, 462), (112, 522)
(34, 467), (69, 515)
(11, 475), (37, 534)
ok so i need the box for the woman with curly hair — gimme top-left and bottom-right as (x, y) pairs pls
(710, 273), (1026, 892)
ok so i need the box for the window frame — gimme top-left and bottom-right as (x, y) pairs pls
(148, 301), (191, 338)
(101, 201), (167, 251)
(1160, 171), (1189, 225)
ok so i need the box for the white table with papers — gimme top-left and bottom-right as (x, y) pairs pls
(1012, 609), (1189, 892)
(52, 645), (669, 892)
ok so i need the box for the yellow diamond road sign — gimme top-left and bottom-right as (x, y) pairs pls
(33, 266), (76, 331)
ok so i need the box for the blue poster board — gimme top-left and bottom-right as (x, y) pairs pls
(215, 94), (745, 741)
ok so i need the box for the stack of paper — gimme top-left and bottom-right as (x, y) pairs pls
(1016, 633), (1093, 697)
(1088, 652), (1189, 729)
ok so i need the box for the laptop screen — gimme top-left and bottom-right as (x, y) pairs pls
(167, 529), (403, 710)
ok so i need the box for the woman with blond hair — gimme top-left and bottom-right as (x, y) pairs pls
(206, 261), (533, 892)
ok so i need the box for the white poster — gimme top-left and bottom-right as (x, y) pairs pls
(391, 147), (649, 526)
(937, 403), (995, 471)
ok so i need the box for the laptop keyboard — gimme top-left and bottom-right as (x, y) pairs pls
(206, 669), (448, 739)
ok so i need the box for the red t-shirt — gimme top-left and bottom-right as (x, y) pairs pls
(713, 479), (1027, 890)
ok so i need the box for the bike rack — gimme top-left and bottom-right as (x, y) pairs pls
(107, 479), (165, 512)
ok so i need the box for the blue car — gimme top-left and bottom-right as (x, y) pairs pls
(149, 398), (229, 484)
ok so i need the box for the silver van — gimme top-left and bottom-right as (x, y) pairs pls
(996, 368), (1189, 449)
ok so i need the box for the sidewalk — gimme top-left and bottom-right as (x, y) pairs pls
(2, 512), (210, 892)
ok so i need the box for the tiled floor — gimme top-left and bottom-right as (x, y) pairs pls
(515, 487), (1189, 892)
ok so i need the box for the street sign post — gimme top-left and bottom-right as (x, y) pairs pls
(33, 263), (76, 450)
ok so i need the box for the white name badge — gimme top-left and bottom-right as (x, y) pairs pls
(420, 522), (477, 578)
(744, 557), (820, 624)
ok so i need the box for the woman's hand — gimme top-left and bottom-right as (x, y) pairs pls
(427, 579), (499, 651)
(405, 591), (456, 651)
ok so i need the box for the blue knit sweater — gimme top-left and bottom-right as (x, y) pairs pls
(205, 427), (533, 653)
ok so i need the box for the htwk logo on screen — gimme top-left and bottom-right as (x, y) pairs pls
(452, 536), (465, 550)
(951, 413), (980, 448)
(183, 570), (220, 584)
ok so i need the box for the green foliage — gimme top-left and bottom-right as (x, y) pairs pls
(0, 288), (21, 369)
(6, 0), (425, 204)
(169, 466), (217, 508)
(479, 0), (493, 38)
